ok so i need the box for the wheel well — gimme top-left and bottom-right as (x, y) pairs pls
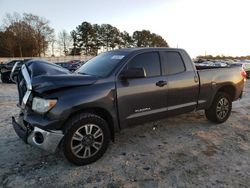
(217, 85), (236, 100)
(67, 108), (115, 141)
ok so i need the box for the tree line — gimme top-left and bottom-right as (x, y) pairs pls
(0, 12), (169, 57)
(196, 55), (250, 61)
(69, 22), (168, 56)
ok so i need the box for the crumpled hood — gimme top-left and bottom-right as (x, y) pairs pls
(26, 60), (97, 94)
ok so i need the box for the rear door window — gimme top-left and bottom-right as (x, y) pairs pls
(164, 52), (186, 75)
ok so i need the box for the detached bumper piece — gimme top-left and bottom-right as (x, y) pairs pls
(12, 116), (29, 143)
(12, 116), (64, 153)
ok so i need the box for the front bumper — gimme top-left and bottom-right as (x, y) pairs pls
(12, 116), (64, 153)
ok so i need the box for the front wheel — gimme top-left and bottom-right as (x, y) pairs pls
(205, 92), (232, 123)
(63, 113), (110, 165)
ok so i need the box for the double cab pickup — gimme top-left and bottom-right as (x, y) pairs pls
(11, 48), (245, 165)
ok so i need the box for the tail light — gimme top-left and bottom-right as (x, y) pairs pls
(241, 68), (247, 82)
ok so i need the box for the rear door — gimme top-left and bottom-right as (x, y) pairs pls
(161, 51), (199, 115)
(116, 51), (168, 128)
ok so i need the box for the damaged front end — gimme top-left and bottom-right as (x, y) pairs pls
(11, 60), (98, 153)
(11, 61), (64, 153)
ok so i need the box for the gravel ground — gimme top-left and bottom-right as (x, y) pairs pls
(0, 81), (250, 188)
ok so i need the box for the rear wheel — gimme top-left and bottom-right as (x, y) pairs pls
(63, 113), (110, 165)
(205, 92), (232, 123)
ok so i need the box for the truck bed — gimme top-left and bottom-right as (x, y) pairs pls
(197, 64), (245, 110)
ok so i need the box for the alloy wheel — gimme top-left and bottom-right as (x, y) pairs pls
(216, 97), (229, 120)
(70, 124), (104, 159)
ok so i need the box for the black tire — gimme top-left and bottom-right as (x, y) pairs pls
(63, 113), (110, 165)
(205, 92), (232, 123)
(1, 73), (10, 83)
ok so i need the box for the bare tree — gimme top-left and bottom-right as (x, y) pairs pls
(3, 12), (24, 57)
(58, 30), (71, 56)
(0, 30), (16, 57)
(48, 33), (56, 56)
(0, 12), (55, 57)
(23, 13), (54, 57)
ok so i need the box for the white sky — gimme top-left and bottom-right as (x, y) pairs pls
(1, 0), (250, 57)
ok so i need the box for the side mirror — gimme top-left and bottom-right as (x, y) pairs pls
(120, 67), (146, 79)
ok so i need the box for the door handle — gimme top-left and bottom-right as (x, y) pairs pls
(156, 80), (167, 87)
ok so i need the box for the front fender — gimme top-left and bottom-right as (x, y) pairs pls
(44, 82), (118, 131)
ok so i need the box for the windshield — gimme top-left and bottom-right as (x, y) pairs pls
(77, 51), (128, 77)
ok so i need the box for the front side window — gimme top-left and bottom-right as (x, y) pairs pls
(127, 52), (161, 77)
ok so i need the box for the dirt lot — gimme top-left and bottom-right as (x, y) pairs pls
(0, 81), (249, 188)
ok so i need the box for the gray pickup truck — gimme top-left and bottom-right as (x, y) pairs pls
(11, 48), (245, 165)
